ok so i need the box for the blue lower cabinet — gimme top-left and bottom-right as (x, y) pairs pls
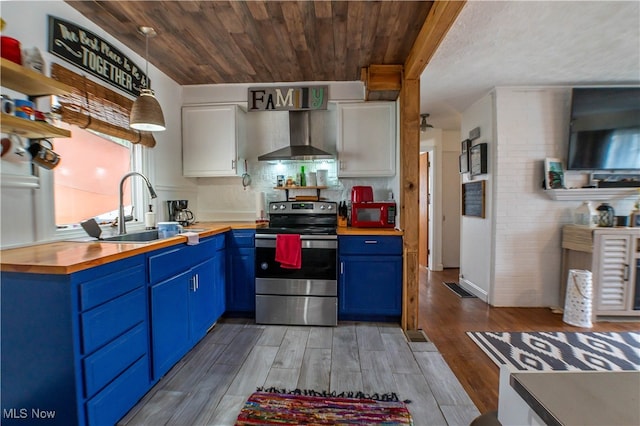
(225, 230), (255, 314)
(338, 236), (403, 321)
(190, 251), (225, 341)
(1, 255), (149, 426)
(149, 234), (226, 380)
(150, 269), (192, 378)
(85, 356), (150, 426)
(1, 233), (232, 425)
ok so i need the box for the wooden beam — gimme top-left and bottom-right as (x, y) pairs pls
(399, 1), (465, 331)
(404, 0), (466, 79)
(360, 64), (403, 101)
(399, 78), (420, 331)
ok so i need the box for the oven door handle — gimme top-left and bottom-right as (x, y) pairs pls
(255, 238), (337, 249)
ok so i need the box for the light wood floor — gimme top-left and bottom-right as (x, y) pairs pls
(419, 267), (640, 414)
(121, 267), (639, 425)
(121, 320), (480, 426)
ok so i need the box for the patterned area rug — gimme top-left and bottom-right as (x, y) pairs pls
(235, 391), (413, 425)
(467, 331), (640, 371)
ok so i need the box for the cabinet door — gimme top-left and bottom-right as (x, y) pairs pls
(337, 102), (396, 177)
(150, 270), (191, 378)
(226, 247), (256, 312)
(189, 257), (217, 341)
(339, 255), (402, 317)
(182, 104), (238, 177)
(594, 234), (633, 312)
(213, 247), (226, 320)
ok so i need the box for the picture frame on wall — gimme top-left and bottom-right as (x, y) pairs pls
(470, 143), (488, 176)
(544, 157), (565, 190)
(459, 153), (469, 174)
(461, 139), (472, 154)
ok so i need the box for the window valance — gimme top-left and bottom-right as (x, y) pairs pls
(50, 63), (156, 147)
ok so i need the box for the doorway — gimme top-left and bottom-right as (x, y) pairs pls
(419, 152), (429, 268)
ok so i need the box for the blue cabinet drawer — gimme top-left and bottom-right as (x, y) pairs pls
(83, 322), (148, 398)
(339, 236), (402, 255)
(79, 264), (145, 311)
(226, 229), (255, 248)
(81, 288), (146, 354)
(148, 235), (223, 283)
(85, 355), (149, 426)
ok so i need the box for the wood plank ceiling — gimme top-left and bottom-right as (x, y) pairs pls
(64, 1), (433, 86)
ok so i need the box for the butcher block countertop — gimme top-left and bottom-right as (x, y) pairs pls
(0, 222), (264, 275)
(337, 227), (403, 236)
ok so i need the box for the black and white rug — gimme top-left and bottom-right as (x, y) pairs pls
(467, 331), (640, 371)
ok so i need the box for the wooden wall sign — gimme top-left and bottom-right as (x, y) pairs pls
(48, 16), (147, 97)
(248, 85), (328, 111)
(462, 181), (485, 218)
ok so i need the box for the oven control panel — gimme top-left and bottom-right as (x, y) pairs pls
(269, 201), (336, 215)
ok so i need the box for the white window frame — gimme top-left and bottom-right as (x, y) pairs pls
(34, 134), (151, 242)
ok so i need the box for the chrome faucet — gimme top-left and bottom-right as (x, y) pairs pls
(118, 172), (157, 235)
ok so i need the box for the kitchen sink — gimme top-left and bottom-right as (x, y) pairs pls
(70, 228), (209, 244)
(100, 229), (163, 243)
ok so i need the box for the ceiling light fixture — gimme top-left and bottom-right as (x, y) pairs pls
(420, 114), (433, 133)
(129, 26), (166, 132)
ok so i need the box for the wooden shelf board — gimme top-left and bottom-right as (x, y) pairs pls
(1, 58), (73, 97)
(273, 186), (328, 190)
(546, 188), (639, 201)
(1, 113), (71, 139)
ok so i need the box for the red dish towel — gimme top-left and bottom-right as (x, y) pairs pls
(275, 234), (301, 269)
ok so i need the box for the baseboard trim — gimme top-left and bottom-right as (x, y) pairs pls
(459, 277), (488, 303)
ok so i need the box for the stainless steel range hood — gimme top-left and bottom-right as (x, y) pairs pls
(258, 111), (334, 161)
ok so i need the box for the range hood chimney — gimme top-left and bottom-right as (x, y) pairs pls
(258, 111), (334, 161)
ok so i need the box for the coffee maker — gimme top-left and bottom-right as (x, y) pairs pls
(167, 200), (195, 226)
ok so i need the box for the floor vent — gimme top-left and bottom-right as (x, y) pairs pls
(405, 329), (430, 342)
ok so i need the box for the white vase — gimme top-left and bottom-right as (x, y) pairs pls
(574, 201), (598, 227)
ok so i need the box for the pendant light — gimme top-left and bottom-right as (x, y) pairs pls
(420, 114), (433, 133)
(129, 26), (166, 132)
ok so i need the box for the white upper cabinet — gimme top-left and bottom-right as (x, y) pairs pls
(336, 102), (396, 177)
(182, 104), (245, 177)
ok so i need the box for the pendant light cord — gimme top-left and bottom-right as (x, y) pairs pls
(144, 32), (149, 89)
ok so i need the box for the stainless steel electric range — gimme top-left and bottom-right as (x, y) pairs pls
(255, 201), (337, 326)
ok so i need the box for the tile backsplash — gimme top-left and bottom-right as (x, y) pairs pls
(196, 159), (396, 221)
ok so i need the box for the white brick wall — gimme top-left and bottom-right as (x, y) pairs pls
(492, 87), (573, 307)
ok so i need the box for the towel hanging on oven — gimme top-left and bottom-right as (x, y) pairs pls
(275, 234), (301, 269)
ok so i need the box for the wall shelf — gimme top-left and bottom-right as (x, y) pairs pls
(273, 186), (328, 200)
(1, 59), (73, 140)
(545, 188), (639, 201)
(1, 58), (73, 97)
(1, 113), (71, 139)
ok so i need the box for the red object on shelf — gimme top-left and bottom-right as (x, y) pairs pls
(1, 36), (22, 65)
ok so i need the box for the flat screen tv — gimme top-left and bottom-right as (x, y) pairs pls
(566, 87), (640, 171)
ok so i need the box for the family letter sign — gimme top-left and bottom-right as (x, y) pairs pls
(248, 86), (328, 111)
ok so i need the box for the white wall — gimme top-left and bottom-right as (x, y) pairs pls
(459, 93), (495, 301)
(461, 86), (639, 308)
(492, 88), (571, 307)
(0, 0), (185, 246)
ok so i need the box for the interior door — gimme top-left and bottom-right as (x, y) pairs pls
(419, 152), (429, 267)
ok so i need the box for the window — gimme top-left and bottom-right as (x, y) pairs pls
(53, 123), (134, 227)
